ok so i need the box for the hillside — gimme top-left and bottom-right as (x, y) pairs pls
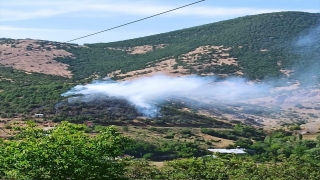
(1, 11), (320, 179)
(56, 11), (320, 81)
(0, 11), (320, 138)
(1, 12), (319, 81)
(0, 39), (73, 77)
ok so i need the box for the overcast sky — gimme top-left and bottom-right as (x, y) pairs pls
(1, 0), (319, 44)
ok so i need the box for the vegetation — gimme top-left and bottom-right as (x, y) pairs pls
(54, 12), (320, 81)
(125, 140), (204, 160)
(248, 130), (320, 162)
(126, 156), (320, 179)
(1, 121), (320, 179)
(0, 121), (130, 179)
(201, 124), (265, 141)
(0, 11), (319, 119)
(52, 96), (140, 123)
(0, 66), (72, 117)
(0, 11), (320, 179)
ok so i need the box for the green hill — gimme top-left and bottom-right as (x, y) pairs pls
(0, 11), (319, 120)
(55, 11), (320, 80)
(1, 12), (320, 174)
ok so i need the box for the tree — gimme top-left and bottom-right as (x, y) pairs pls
(0, 121), (131, 180)
(127, 156), (320, 180)
(304, 148), (320, 164)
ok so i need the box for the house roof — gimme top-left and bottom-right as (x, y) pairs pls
(208, 148), (247, 154)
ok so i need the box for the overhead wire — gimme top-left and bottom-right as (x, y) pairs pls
(65, 0), (205, 43)
(0, 0), (205, 62)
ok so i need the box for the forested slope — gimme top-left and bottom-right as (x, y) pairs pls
(0, 11), (319, 118)
(0, 67), (73, 117)
(55, 11), (320, 80)
(1, 12), (320, 178)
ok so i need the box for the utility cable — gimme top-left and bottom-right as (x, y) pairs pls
(0, 0), (205, 61)
(65, 0), (205, 43)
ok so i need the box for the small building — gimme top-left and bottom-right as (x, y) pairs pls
(208, 147), (247, 154)
(34, 114), (44, 118)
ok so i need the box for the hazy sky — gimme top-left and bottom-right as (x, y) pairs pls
(1, 0), (319, 44)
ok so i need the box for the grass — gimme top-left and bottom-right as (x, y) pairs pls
(303, 133), (320, 140)
(0, 118), (234, 149)
(116, 125), (234, 149)
(149, 161), (165, 168)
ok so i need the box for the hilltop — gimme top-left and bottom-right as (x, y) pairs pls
(1, 12), (319, 81)
(59, 11), (320, 81)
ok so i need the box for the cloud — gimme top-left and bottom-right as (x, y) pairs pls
(0, 1), (86, 21)
(1, 0), (318, 21)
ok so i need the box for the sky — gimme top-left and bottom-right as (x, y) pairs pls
(0, 0), (319, 44)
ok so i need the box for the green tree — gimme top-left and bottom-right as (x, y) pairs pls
(0, 121), (131, 180)
(128, 156), (320, 180)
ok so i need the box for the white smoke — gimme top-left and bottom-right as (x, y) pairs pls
(291, 24), (320, 86)
(62, 75), (270, 117)
(295, 25), (320, 48)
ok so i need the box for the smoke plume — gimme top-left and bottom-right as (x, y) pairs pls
(61, 23), (320, 118)
(291, 24), (320, 86)
(62, 75), (270, 117)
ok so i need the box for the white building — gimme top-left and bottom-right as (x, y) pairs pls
(34, 114), (44, 118)
(208, 147), (247, 154)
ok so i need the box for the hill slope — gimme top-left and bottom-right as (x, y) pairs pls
(0, 11), (319, 127)
(53, 11), (320, 81)
(1, 12), (319, 82)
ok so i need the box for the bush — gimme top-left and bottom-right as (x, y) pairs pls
(143, 153), (153, 160)
(289, 125), (302, 131)
(164, 133), (175, 139)
(180, 129), (192, 135)
(205, 141), (213, 145)
(0, 121), (131, 180)
(4, 124), (12, 129)
(122, 126), (129, 132)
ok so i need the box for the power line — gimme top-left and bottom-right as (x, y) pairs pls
(65, 0), (205, 43)
(0, 0), (205, 62)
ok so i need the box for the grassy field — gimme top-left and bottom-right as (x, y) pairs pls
(0, 117), (234, 150)
(116, 125), (234, 149)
